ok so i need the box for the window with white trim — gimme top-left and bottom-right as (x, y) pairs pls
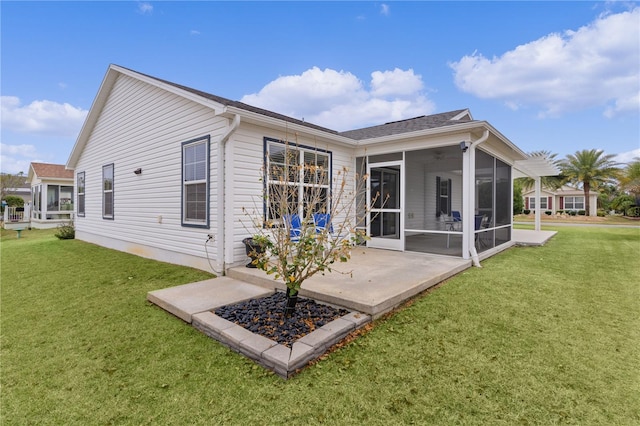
(529, 196), (547, 210)
(265, 138), (331, 222)
(182, 136), (209, 227)
(564, 196), (584, 210)
(77, 172), (85, 217)
(102, 164), (114, 219)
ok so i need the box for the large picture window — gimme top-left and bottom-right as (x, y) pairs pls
(77, 172), (85, 217)
(182, 136), (209, 227)
(264, 138), (331, 223)
(102, 164), (114, 219)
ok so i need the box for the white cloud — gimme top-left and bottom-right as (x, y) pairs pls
(450, 8), (640, 118)
(137, 2), (153, 15)
(1, 96), (87, 137)
(380, 4), (390, 16)
(190, 30), (201, 36)
(614, 148), (640, 164)
(0, 143), (43, 174)
(370, 68), (424, 97)
(240, 67), (435, 131)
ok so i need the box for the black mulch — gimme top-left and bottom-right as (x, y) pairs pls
(214, 292), (349, 348)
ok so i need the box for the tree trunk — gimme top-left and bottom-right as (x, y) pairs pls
(284, 287), (298, 318)
(584, 182), (591, 216)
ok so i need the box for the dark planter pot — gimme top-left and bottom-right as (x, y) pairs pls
(284, 287), (298, 318)
(242, 237), (264, 268)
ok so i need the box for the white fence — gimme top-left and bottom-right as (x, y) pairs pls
(3, 205), (31, 223)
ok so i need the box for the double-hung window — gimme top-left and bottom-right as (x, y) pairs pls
(539, 197), (547, 210)
(77, 172), (85, 217)
(565, 196), (584, 210)
(102, 164), (114, 219)
(182, 136), (209, 227)
(265, 138), (330, 223)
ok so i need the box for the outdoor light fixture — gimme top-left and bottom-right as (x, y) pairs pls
(460, 141), (470, 152)
(134, 168), (142, 175)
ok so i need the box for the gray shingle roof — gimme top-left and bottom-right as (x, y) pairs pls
(338, 110), (473, 140)
(124, 66), (473, 141)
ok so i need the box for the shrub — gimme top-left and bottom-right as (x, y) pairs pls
(597, 209), (606, 217)
(54, 223), (75, 240)
(578, 210), (586, 216)
(627, 206), (640, 217)
(1, 195), (24, 213)
(523, 209), (531, 215)
(569, 210), (577, 216)
(545, 210), (552, 216)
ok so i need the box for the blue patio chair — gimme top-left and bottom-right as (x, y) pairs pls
(313, 213), (334, 234)
(282, 214), (302, 242)
(452, 211), (462, 223)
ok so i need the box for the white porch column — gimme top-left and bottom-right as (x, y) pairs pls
(461, 145), (471, 260)
(534, 177), (541, 231)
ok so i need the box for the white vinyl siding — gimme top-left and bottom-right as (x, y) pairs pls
(73, 73), (224, 270)
(182, 136), (209, 227)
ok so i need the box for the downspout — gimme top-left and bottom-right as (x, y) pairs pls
(464, 129), (489, 267)
(216, 114), (241, 275)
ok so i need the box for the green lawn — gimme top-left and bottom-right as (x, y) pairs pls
(2, 227), (639, 425)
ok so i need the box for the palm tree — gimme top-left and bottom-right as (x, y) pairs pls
(515, 151), (563, 192)
(619, 157), (640, 200)
(558, 149), (620, 216)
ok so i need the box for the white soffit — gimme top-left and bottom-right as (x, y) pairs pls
(513, 156), (560, 178)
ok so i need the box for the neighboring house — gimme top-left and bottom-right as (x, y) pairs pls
(28, 162), (75, 228)
(1, 174), (32, 205)
(66, 64), (557, 274)
(522, 184), (597, 216)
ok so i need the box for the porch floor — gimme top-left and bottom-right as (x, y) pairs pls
(227, 248), (471, 318)
(512, 229), (557, 246)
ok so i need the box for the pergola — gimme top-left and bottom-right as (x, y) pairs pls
(513, 155), (561, 231)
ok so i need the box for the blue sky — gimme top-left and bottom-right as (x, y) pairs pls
(1, 1), (639, 174)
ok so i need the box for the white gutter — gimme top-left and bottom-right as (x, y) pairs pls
(216, 114), (241, 275)
(462, 129), (489, 267)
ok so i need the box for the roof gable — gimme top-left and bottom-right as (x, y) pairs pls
(28, 163), (74, 181)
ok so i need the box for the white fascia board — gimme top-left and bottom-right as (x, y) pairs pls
(355, 120), (526, 159)
(450, 109), (473, 121)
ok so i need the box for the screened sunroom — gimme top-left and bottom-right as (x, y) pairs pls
(356, 141), (514, 259)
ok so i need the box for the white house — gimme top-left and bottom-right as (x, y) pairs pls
(66, 64), (557, 274)
(28, 162), (75, 229)
(523, 184), (598, 216)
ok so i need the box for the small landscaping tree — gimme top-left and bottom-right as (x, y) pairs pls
(242, 139), (380, 317)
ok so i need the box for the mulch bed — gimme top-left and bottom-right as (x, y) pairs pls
(214, 292), (349, 347)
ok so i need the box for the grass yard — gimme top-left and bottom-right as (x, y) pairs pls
(1, 227), (639, 425)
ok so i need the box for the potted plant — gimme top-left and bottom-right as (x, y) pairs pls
(242, 234), (268, 268)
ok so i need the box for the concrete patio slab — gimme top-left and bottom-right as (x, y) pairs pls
(513, 229), (557, 246)
(228, 248), (471, 318)
(147, 277), (272, 323)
